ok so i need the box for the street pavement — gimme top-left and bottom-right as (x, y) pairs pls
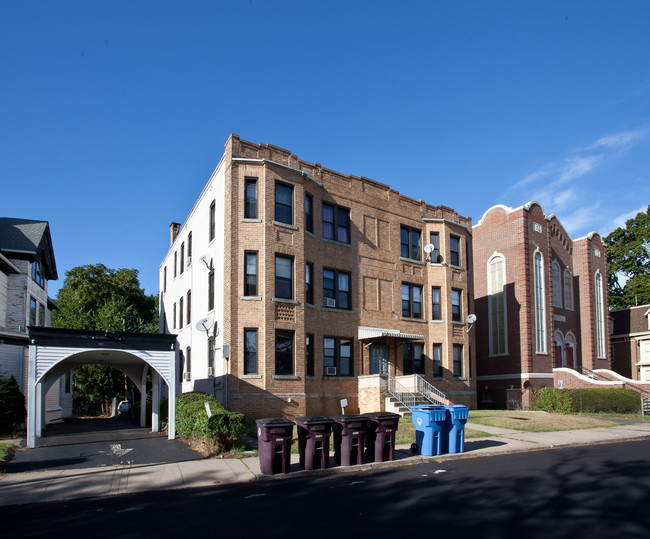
(2, 418), (650, 507)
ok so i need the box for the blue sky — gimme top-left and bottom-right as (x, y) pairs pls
(2, 1), (649, 298)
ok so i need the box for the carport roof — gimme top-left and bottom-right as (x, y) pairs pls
(28, 326), (177, 351)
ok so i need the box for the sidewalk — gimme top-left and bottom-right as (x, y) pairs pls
(2, 420), (650, 507)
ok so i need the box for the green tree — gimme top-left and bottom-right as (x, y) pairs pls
(52, 264), (159, 414)
(605, 205), (650, 309)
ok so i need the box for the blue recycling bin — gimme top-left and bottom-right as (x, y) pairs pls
(410, 405), (447, 456)
(444, 404), (469, 453)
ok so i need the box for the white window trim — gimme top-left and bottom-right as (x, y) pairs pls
(487, 252), (508, 357)
(595, 270), (606, 359)
(533, 249), (547, 354)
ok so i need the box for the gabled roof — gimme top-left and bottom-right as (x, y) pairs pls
(0, 217), (58, 280)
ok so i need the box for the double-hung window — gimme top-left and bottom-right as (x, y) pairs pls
(174, 252), (178, 277)
(306, 334), (314, 376)
(179, 297), (184, 328)
(275, 330), (294, 375)
(209, 200), (216, 241)
(29, 297), (37, 326)
(275, 182), (293, 224)
(244, 329), (258, 374)
(244, 252), (258, 296)
(400, 226), (421, 261)
(429, 232), (440, 263)
(186, 290), (191, 324)
(402, 283), (423, 318)
(208, 270), (215, 311)
(403, 343), (424, 375)
(323, 337), (353, 376)
(305, 262), (314, 304)
(245, 178), (258, 219)
(305, 194), (313, 233)
(38, 303), (45, 327)
(450, 235), (460, 267)
(323, 268), (350, 309)
(451, 288), (462, 322)
(275, 255), (293, 299)
(322, 203), (350, 243)
(180, 243), (185, 274)
(32, 261), (44, 288)
(453, 344), (463, 377)
(431, 286), (442, 320)
(432, 344), (443, 377)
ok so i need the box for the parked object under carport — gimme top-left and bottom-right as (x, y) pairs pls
(256, 418), (295, 475)
(364, 412), (400, 462)
(295, 416), (334, 470)
(331, 414), (368, 466)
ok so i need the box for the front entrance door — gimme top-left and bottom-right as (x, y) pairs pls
(370, 345), (388, 375)
(554, 345), (563, 368)
(565, 346), (574, 369)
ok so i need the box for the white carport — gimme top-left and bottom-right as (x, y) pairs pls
(27, 327), (177, 448)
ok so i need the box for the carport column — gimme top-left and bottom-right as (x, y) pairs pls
(27, 341), (37, 448)
(167, 348), (176, 440)
(140, 364), (149, 428)
(152, 371), (160, 432)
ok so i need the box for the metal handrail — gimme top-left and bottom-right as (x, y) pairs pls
(415, 374), (447, 405)
(387, 375), (417, 408)
(387, 374), (448, 408)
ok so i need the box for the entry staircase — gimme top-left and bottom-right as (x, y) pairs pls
(385, 374), (448, 416)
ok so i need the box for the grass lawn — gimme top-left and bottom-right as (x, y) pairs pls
(0, 442), (16, 470)
(468, 410), (621, 432)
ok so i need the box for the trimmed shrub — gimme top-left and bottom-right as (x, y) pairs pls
(0, 376), (26, 434)
(567, 388), (641, 414)
(175, 391), (225, 441)
(531, 388), (573, 414)
(207, 411), (246, 452)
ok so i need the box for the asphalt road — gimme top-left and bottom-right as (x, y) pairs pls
(3, 438), (650, 538)
(6, 417), (202, 472)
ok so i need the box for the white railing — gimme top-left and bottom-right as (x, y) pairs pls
(387, 375), (418, 408)
(387, 374), (447, 408)
(416, 375), (447, 405)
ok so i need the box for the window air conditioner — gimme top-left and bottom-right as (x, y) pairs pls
(207, 367), (214, 377)
(325, 366), (337, 376)
(183, 372), (191, 381)
(324, 298), (336, 308)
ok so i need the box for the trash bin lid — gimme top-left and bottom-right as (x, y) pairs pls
(256, 418), (295, 427)
(330, 414), (366, 422)
(364, 412), (401, 420)
(295, 416), (334, 425)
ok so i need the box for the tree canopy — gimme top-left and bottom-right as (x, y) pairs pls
(605, 205), (650, 309)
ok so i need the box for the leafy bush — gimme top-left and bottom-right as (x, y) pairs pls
(531, 388), (573, 413)
(567, 388), (641, 414)
(207, 411), (246, 452)
(175, 391), (226, 441)
(0, 376), (26, 434)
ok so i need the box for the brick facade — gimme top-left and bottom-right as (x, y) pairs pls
(611, 305), (650, 381)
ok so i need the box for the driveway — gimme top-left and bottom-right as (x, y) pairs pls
(6, 417), (203, 473)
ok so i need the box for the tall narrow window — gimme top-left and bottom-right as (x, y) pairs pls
(245, 178), (258, 218)
(208, 339), (215, 376)
(209, 200), (216, 241)
(595, 272), (606, 358)
(275, 330), (294, 375)
(323, 269), (350, 309)
(38, 303), (46, 327)
(29, 297), (37, 326)
(451, 289), (462, 322)
(400, 226), (421, 261)
(208, 270), (215, 311)
(275, 255), (293, 299)
(402, 283), (422, 318)
(180, 243), (185, 274)
(174, 252), (178, 277)
(534, 251), (547, 353)
(244, 252), (258, 296)
(453, 344), (463, 377)
(186, 290), (191, 324)
(429, 232), (440, 262)
(32, 261), (44, 287)
(488, 254), (507, 355)
(163, 266), (167, 293)
(305, 262), (314, 304)
(179, 297), (184, 328)
(403, 343), (424, 375)
(431, 287), (442, 320)
(275, 183), (293, 224)
(564, 270), (573, 310)
(187, 232), (192, 264)
(552, 261), (562, 308)
(305, 194), (313, 233)
(306, 334), (314, 376)
(186, 347), (191, 379)
(432, 344), (443, 377)
(173, 302), (177, 330)
(244, 329), (258, 374)
(450, 235), (460, 267)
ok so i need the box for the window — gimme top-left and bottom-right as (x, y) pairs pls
(208, 270), (214, 311)
(488, 255), (507, 355)
(174, 252), (178, 277)
(552, 261), (562, 308)
(450, 235), (460, 267)
(305, 194), (313, 233)
(595, 272), (606, 358)
(451, 288), (462, 322)
(324, 337), (353, 376)
(208, 339), (215, 376)
(275, 255), (293, 299)
(32, 261), (44, 287)
(38, 303), (45, 327)
(179, 297), (184, 328)
(186, 291), (191, 324)
(534, 251), (546, 353)
(180, 243), (185, 274)
(432, 344), (443, 377)
(429, 232), (440, 262)
(186, 347), (191, 379)
(29, 297), (37, 326)
(173, 302), (177, 330)
(65, 371), (72, 394)
(323, 268), (350, 309)
(431, 287), (442, 320)
(305, 262), (314, 304)
(245, 178), (258, 218)
(453, 344), (463, 377)
(209, 200), (216, 241)
(244, 252), (258, 296)
(275, 330), (294, 375)
(163, 266), (167, 293)
(403, 342), (424, 375)
(564, 270), (573, 310)
(187, 232), (192, 264)
(275, 182), (293, 224)
(402, 283), (423, 318)
(306, 334), (314, 376)
(322, 204), (350, 243)
(244, 329), (258, 374)
(400, 226), (421, 261)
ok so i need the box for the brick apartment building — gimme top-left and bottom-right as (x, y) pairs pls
(610, 304), (650, 381)
(159, 134), (476, 420)
(472, 202), (610, 408)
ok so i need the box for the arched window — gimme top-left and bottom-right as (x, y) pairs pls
(563, 269), (573, 310)
(488, 254), (507, 355)
(595, 271), (605, 358)
(534, 251), (547, 353)
(552, 260), (562, 308)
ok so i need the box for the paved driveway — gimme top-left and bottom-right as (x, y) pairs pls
(7, 417), (203, 473)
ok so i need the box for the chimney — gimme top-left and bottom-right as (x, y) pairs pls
(170, 222), (181, 246)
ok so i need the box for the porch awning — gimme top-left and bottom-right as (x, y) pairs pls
(357, 326), (425, 341)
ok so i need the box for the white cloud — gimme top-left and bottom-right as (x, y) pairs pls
(561, 203), (602, 235)
(557, 154), (602, 183)
(587, 129), (644, 150)
(607, 205), (647, 232)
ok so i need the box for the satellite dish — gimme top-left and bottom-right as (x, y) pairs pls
(199, 254), (213, 270)
(195, 316), (214, 333)
(466, 314), (477, 324)
(423, 243), (435, 254)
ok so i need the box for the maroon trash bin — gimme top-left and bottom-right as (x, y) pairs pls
(256, 418), (294, 474)
(331, 414), (368, 466)
(295, 416), (334, 470)
(364, 412), (400, 462)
